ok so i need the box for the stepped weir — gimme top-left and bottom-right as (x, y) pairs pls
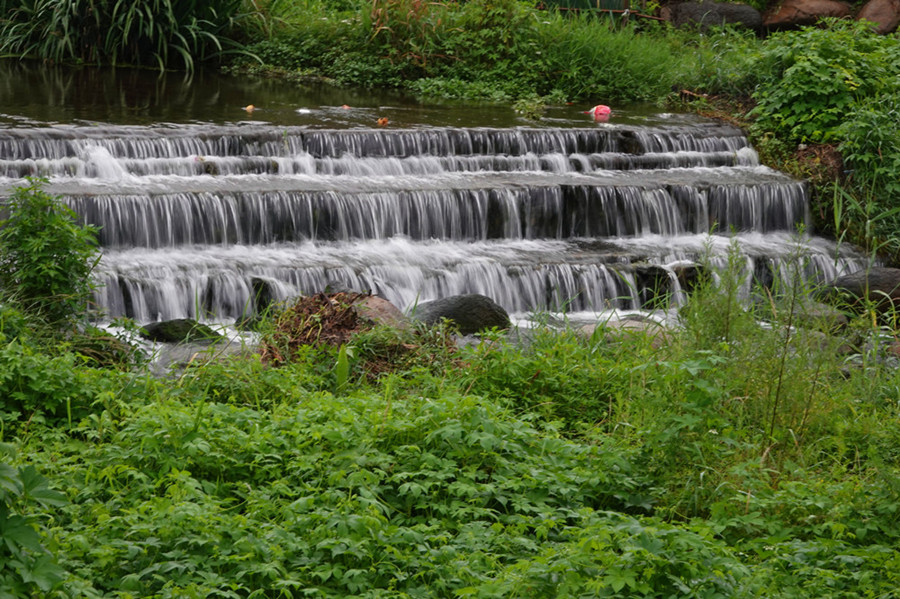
(0, 119), (867, 324)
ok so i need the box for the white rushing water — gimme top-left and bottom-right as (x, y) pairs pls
(0, 122), (870, 324)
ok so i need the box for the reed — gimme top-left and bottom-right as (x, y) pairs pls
(0, 0), (246, 72)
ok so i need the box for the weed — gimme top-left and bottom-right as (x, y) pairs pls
(0, 445), (67, 597)
(0, 178), (99, 327)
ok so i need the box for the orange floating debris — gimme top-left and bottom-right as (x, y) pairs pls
(243, 104), (255, 112)
(377, 117), (389, 126)
(341, 104), (351, 109)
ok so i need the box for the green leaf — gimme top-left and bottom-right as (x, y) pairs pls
(18, 466), (66, 508)
(0, 463), (21, 499)
(0, 513), (42, 552)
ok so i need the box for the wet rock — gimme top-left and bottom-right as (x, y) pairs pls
(140, 318), (224, 344)
(856, 0), (900, 33)
(763, 0), (852, 29)
(665, 1), (763, 30)
(671, 263), (706, 295)
(410, 294), (511, 335)
(821, 267), (900, 315)
(633, 264), (676, 308)
(251, 277), (280, 314)
(151, 338), (258, 378)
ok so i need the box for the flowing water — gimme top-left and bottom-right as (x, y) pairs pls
(0, 61), (868, 325)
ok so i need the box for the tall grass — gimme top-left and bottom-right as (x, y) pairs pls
(532, 15), (682, 102)
(0, 0), (246, 72)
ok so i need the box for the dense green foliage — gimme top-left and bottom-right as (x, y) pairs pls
(0, 0), (245, 71)
(3, 243), (900, 596)
(750, 20), (900, 144)
(0, 445), (68, 598)
(235, 0), (761, 103)
(745, 20), (900, 257)
(0, 178), (99, 326)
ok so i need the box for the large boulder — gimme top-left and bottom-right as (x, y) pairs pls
(821, 267), (900, 314)
(856, 0), (900, 33)
(665, 1), (763, 30)
(410, 294), (511, 335)
(763, 0), (852, 29)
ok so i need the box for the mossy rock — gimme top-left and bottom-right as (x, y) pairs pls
(140, 319), (223, 344)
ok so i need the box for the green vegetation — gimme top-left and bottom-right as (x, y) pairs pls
(0, 445), (68, 598)
(746, 19), (900, 260)
(0, 177), (99, 326)
(235, 0), (761, 104)
(0, 0), (245, 71)
(3, 4), (900, 596)
(2, 201), (900, 594)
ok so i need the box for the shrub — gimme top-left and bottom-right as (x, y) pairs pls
(0, 177), (99, 326)
(833, 90), (900, 259)
(0, 338), (111, 426)
(750, 19), (900, 144)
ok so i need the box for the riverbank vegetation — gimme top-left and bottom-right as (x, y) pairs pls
(0, 0), (245, 72)
(1, 183), (900, 596)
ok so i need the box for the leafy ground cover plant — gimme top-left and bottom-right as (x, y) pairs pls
(24, 390), (662, 597)
(2, 252), (898, 596)
(0, 445), (67, 598)
(750, 19), (900, 145)
(834, 90), (900, 261)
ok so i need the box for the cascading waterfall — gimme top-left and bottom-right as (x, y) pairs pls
(0, 120), (868, 324)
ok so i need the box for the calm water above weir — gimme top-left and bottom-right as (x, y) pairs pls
(0, 59), (716, 130)
(0, 61), (869, 325)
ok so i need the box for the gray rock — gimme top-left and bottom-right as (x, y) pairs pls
(410, 294), (511, 335)
(793, 300), (849, 332)
(578, 316), (672, 349)
(354, 296), (411, 330)
(150, 337), (258, 378)
(667, 1), (763, 30)
(821, 267), (900, 315)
